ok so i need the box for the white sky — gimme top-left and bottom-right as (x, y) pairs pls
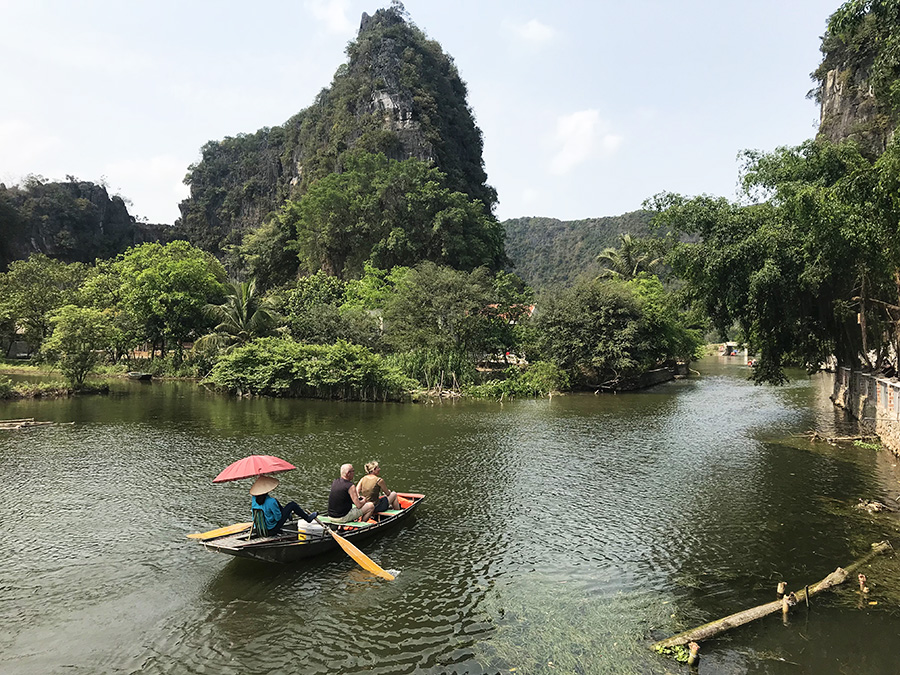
(0, 0), (838, 225)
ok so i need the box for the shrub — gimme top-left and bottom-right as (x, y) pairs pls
(384, 348), (477, 388)
(204, 337), (414, 400)
(466, 361), (570, 399)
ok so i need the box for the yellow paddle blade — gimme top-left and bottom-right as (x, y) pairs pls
(329, 530), (395, 580)
(187, 522), (252, 540)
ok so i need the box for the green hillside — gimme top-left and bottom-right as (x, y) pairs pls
(503, 211), (656, 290)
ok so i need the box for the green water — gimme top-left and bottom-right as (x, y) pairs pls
(2, 358), (899, 674)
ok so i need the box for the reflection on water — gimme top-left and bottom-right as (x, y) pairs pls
(1, 358), (899, 674)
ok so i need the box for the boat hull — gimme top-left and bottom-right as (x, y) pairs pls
(200, 493), (424, 564)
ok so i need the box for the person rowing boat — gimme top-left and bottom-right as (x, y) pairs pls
(250, 475), (317, 536)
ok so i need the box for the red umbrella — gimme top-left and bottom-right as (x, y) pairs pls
(213, 455), (297, 483)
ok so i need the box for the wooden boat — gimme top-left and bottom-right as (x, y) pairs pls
(198, 492), (424, 563)
(127, 372), (152, 380)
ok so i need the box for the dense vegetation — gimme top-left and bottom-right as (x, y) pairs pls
(206, 338), (413, 401)
(653, 135), (900, 385)
(0, 241), (698, 396)
(258, 150), (506, 282)
(0, 6), (702, 398)
(502, 211), (656, 290)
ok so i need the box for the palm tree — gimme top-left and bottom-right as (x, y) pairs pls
(194, 279), (282, 353)
(597, 234), (659, 280)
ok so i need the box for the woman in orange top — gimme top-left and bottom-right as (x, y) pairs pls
(356, 460), (400, 514)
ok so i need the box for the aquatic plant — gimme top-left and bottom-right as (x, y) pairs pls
(854, 439), (881, 451)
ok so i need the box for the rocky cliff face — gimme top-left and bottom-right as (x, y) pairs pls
(813, 6), (899, 158)
(0, 179), (176, 272)
(817, 64), (894, 157)
(178, 7), (494, 257)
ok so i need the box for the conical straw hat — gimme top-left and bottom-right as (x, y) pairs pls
(249, 475), (279, 495)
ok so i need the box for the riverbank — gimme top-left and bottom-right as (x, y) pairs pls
(0, 360), (690, 403)
(0, 377), (109, 399)
(0, 359), (112, 398)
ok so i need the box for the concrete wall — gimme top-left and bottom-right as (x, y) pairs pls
(832, 367), (900, 455)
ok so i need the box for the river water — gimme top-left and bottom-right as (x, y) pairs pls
(1, 357), (899, 674)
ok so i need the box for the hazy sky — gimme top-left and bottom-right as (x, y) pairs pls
(1, 0), (840, 225)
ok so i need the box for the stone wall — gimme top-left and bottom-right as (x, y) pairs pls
(832, 367), (900, 455)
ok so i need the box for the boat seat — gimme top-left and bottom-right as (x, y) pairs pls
(317, 515), (374, 528)
(377, 509), (403, 517)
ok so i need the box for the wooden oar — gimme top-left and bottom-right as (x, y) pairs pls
(315, 517), (395, 580)
(187, 522), (252, 540)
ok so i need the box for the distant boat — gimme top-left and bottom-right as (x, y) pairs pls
(127, 372), (152, 381)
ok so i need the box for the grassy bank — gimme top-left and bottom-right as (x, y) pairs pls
(0, 359), (112, 398)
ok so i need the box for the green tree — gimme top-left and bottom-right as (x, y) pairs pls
(596, 234), (660, 280)
(80, 260), (143, 360)
(0, 254), (88, 351)
(285, 271), (347, 312)
(282, 271), (382, 348)
(239, 218), (299, 290)
(342, 263), (411, 311)
(109, 241), (226, 360)
(535, 278), (657, 385)
(627, 275), (703, 363)
(282, 151), (506, 279)
(40, 305), (116, 387)
(652, 137), (900, 384)
(194, 279), (282, 354)
(383, 262), (493, 355)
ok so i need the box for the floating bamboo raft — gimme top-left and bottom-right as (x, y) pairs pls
(0, 418), (73, 430)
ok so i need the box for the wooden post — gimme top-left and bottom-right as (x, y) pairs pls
(687, 641), (700, 667)
(776, 581), (786, 598)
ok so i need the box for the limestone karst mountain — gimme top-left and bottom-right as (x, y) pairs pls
(177, 6), (496, 259)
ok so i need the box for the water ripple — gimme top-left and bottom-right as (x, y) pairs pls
(1, 363), (897, 674)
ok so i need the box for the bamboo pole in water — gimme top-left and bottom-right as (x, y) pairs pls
(652, 541), (892, 650)
(0, 418), (73, 430)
